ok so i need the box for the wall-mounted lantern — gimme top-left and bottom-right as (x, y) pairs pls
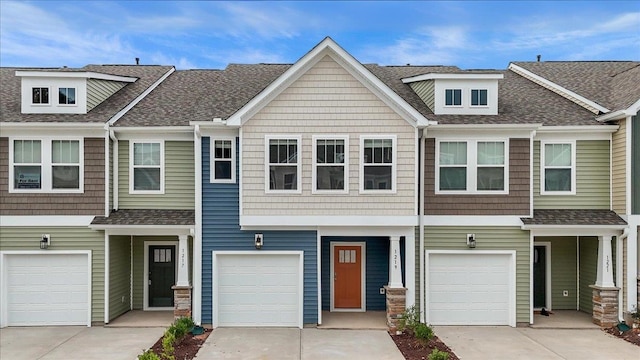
(466, 233), (476, 248)
(255, 233), (263, 249)
(40, 234), (50, 249)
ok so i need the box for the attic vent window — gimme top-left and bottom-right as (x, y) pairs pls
(445, 89), (462, 106)
(471, 89), (488, 106)
(32, 87), (49, 104)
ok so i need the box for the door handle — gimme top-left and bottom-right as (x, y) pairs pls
(148, 279), (152, 285)
(334, 272), (337, 281)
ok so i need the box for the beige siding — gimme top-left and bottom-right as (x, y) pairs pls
(424, 226), (530, 324)
(87, 79), (126, 111)
(612, 119), (627, 213)
(534, 140), (610, 209)
(242, 55), (416, 216)
(0, 137), (105, 215)
(579, 236), (597, 313)
(425, 138), (530, 215)
(109, 235), (130, 320)
(118, 140), (194, 209)
(538, 237), (577, 309)
(409, 80), (435, 111)
(0, 227), (105, 323)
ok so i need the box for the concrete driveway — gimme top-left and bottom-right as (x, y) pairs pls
(434, 326), (640, 360)
(0, 326), (164, 360)
(194, 328), (404, 360)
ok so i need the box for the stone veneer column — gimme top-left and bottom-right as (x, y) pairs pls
(590, 285), (619, 327)
(384, 286), (406, 332)
(172, 285), (192, 320)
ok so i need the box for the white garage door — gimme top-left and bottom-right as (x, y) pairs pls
(2, 253), (90, 327)
(426, 251), (514, 326)
(214, 252), (302, 327)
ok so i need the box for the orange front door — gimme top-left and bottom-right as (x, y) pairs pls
(334, 245), (362, 309)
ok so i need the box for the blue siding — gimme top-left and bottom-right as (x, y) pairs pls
(201, 137), (318, 325)
(321, 236), (405, 311)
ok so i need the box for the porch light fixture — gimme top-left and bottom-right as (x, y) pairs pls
(40, 234), (50, 249)
(254, 233), (263, 249)
(466, 233), (476, 248)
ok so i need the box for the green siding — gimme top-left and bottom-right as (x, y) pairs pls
(538, 237), (577, 309)
(409, 80), (435, 110)
(424, 226), (530, 324)
(534, 140), (610, 209)
(87, 79), (126, 111)
(579, 236), (597, 313)
(109, 236), (131, 320)
(0, 227), (105, 323)
(633, 114), (640, 214)
(118, 140), (195, 209)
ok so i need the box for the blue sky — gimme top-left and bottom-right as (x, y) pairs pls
(1, 1), (638, 70)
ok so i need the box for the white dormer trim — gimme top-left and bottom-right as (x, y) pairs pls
(402, 73), (504, 83)
(225, 37), (431, 128)
(15, 71), (138, 83)
(596, 98), (640, 122)
(508, 63), (610, 115)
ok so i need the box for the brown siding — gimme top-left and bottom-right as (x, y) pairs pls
(0, 137), (105, 215)
(424, 138), (530, 215)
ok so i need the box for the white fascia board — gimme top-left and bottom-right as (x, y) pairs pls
(535, 125), (619, 141)
(522, 224), (626, 236)
(111, 126), (194, 141)
(107, 67), (176, 126)
(0, 216), (95, 227)
(508, 64), (610, 114)
(15, 70), (137, 83)
(426, 124), (539, 139)
(423, 216), (525, 227)
(239, 215), (418, 227)
(226, 37), (429, 128)
(199, 128), (238, 137)
(318, 226), (417, 237)
(596, 99), (640, 122)
(402, 73), (504, 83)
(0, 122), (106, 137)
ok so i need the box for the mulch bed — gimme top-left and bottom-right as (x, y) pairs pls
(605, 326), (640, 347)
(391, 332), (459, 360)
(148, 328), (211, 360)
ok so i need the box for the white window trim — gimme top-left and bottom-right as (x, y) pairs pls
(540, 140), (576, 195)
(435, 139), (510, 194)
(8, 137), (84, 193)
(359, 134), (397, 194)
(264, 135), (302, 194)
(470, 88), (489, 108)
(31, 86), (51, 106)
(312, 135), (349, 194)
(444, 88), (463, 107)
(129, 140), (165, 194)
(57, 86), (78, 107)
(210, 136), (236, 184)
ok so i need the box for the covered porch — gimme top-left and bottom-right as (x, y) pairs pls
(521, 209), (628, 327)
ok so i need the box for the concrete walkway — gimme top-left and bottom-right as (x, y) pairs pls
(0, 326), (164, 360)
(194, 328), (405, 360)
(434, 326), (640, 360)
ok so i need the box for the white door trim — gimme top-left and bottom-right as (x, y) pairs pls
(212, 251), (304, 328)
(330, 242), (366, 312)
(533, 242), (552, 311)
(0, 250), (92, 328)
(425, 250), (516, 327)
(143, 241), (178, 311)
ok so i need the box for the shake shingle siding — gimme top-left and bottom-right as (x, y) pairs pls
(201, 137), (318, 325)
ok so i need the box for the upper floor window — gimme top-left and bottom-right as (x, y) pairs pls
(541, 141), (575, 195)
(10, 138), (83, 192)
(266, 136), (301, 193)
(58, 87), (76, 105)
(445, 89), (462, 106)
(313, 136), (348, 193)
(32, 87), (49, 104)
(211, 138), (235, 183)
(437, 139), (508, 193)
(130, 141), (164, 193)
(471, 89), (488, 106)
(360, 135), (396, 193)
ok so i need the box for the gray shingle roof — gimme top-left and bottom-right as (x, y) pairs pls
(521, 209), (627, 226)
(513, 61), (640, 112)
(91, 209), (195, 226)
(1, 65), (174, 123)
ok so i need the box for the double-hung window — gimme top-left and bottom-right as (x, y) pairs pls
(211, 138), (235, 183)
(266, 136), (301, 193)
(437, 139), (508, 193)
(32, 87), (49, 104)
(130, 141), (164, 193)
(541, 141), (575, 194)
(313, 136), (348, 193)
(360, 135), (396, 193)
(11, 138), (83, 192)
(445, 89), (462, 106)
(471, 89), (488, 106)
(58, 87), (76, 105)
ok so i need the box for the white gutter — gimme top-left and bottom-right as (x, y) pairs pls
(535, 125), (619, 133)
(419, 130), (426, 323)
(109, 130), (119, 211)
(193, 125), (203, 325)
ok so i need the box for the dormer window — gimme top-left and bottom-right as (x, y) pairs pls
(445, 89), (462, 106)
(471, 89), (488, 106)
(32, 87), (49, 104)
(58, 87), (76, 105)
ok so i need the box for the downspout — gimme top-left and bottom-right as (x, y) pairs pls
(419, 130), (426, 323)
(193, 125), (202, 325)
(104, 230), (110, 324)
(109, 130), (119, 210)
(618, 227), (630, 322)
(104, 126), (110, 217)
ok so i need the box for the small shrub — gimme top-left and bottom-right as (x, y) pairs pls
(170, 317), (195, 339)
(398, 305), (420, 332)
(414, 322), (434, 343)
(137, 349), (160, 360)
(428, 349), (450, 360)
(161, 330), (176, 360)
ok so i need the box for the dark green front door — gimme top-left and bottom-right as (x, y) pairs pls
(149, 245), (175, 307)
(533, 245), (546, 308)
